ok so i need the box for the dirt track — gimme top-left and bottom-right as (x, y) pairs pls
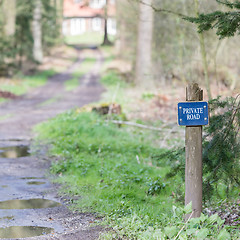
(0, 48), (105, 239)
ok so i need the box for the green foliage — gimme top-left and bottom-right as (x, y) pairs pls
(0, 0), (60, 74)
(35, 109), (239, 239)
(64, 77), (79, 91)
(36, 111), (178, 222)
(0, 70), (55, 97)
(41, 0), (61, 49)
(155, 96), (240, 201)
(142, 92), (155, 100)
(100, 71), (127, 88)
(15, 0), (33, 62)
(203, 96), (240, 198)
(185, 0), (240, 39)
(147, 177), (166, 195)
(101, 203), (235, 239)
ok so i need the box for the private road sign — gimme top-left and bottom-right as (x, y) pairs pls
(178, 101), (209, 126)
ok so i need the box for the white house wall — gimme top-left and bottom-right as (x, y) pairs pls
(62, 17), (116, 36)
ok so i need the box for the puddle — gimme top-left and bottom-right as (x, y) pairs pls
(0, 226), (54, 238)
(0, 216), (14, 221)
(0, 146), (30, 158)
(21, 177), (43, 180)
(0, 199), (61, 209)
(27, 181), (46, 185)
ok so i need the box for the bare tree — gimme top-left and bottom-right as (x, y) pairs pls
(102, 0), (112, 46)
(3, 0), (16, 36)
(32, 0), (43, 63)
(135, 0), (154, 87)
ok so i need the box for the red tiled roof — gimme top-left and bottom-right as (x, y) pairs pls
(63, 0), (116, 18)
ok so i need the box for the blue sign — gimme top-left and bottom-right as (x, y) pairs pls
(178, 101), (209, 126)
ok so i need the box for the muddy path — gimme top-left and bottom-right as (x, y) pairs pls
(0, 48), (105, 239)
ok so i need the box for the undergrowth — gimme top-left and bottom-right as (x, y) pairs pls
(36, 111), (175, 216)
(0, 70), (55, 97)
(157, 96), (240, 202)
(35, 110), (238, 239)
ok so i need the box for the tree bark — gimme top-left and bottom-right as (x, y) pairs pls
(3, 0), (16, 36)
(102, 0), (112, 46)
(32, 0), (43, 63)
(135, 0), (153, 88)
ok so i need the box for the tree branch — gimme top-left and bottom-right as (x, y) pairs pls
(137, 0), (187, 18)
(106, 120), (181, 133)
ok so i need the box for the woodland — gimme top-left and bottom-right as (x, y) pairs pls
(0, 0), (239, 239)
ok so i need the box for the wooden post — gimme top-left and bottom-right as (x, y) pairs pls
(185, 83), (203, 219)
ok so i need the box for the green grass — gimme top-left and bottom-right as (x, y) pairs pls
(0, 70), (55, 98)
(74, 57), (96, 76)
(35, 111), (238, 239)
(101, 71), (127, 88)
(64, 32), (115, 45)
(36, 111), (178, 216)
(100, 71), (132, 108)
(37, 96), (62, 107)
(64, 58), (96, 91)
(64, 77), (80, 91)
(0, 113), (13, 121)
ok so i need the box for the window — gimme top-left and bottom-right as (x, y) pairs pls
(70, 18), (86, 35)
(90, 0), (106, 9)
(107, 18), (116, 35)
(62, 20), (68, 35)
(74, 0), (82, 3)
(92, 18), (102, 31)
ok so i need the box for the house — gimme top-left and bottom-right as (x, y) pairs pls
(62, 0), (117, 36)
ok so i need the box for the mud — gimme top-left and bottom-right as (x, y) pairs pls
(0, 47), (105, 239)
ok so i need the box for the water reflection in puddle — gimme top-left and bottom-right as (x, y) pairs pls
(0, 216), (14, 221)
(0, 226), (54, 238)
(0, 146), (30, 158)
(27, 181), (46, 185)
(0, 199), (61, 209)
(21, 177), (43, 180)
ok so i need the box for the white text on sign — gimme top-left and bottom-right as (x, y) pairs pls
(183, 107), (203, 120)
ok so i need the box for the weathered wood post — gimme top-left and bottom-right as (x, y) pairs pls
(178, 83), (208, 219)
(185, 83), (203, 219)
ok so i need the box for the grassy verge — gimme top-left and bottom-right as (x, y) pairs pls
(0, 113), (13, 121)
(64, 33), (115, 45)
(35, 111), (176, 229)
(35, 48), (238, 239)
(35, 110), (238, 239)
(99, 71), (132, 110)
(0, 70), (55, 99)
(64, 57), (96, 91)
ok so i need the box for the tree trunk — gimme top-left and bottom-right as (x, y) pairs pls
(32, 0), (43, 63)
(3, 0), (16, 36)
(115, 0), (133, 58)
(56, 0), (64, 39)
(102, 0), (112, 46)
(135, 0), (154, 88)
